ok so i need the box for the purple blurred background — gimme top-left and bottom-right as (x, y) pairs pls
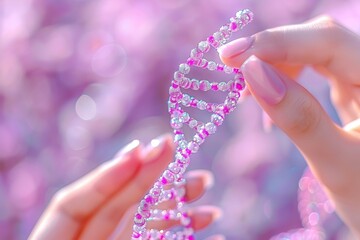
(1, 0), (360, 239)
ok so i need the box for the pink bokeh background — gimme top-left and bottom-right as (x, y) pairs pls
(1, 0), (360, 239)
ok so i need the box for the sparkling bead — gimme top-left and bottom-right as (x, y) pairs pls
(211, 114), (224, 126)
(220, 25), (231, 39)
(193, 133), (205, 145)
(228, 91), (240, 99)
(224, 65), (233, 74)
(211, 82), (219, 91)
(205, 122), (217, 134)
(207, 61), (217, 71)
(197, 41), (210, 53)
(213, 31), (224, 43)
(179, 63), (190, 74)
(181, 94), (191, 106)
(190, 79), (199, 90)
(190, 48), (203, 58)
(174, 71), (184, 81)
(187, 141), (199, 153)
(181, 112), (190, 122)
(217, 64), (224, 71)
(180, 213), (191, 226)
(199, 59), (208, 68)
(170, 118), (182, 129)
(218, 82), (228, 91)
(178, 140), (187, 149)
(229, 21), (239, 32)
(134, 213), (146, 226)
(168, 162), (181, 174)
(197, 100), (207, 110)
(188, 119), (198, 128)
(180, 77), (191, 89)
(199, 80), (211, 91)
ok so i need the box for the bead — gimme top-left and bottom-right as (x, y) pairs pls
(170, 118), (182, 129)
(179, 63), (190, 74)
(199, 80), (211, 91)
(197, 100), (207, 110)
(188, 119), (198, 128)
(224, 65), (233, 74)
(181, 94), (191, 106)
(207, 61), (217, 71)
(187, 141), (199, 153)
(197, 41), (210, 53)
(211, 114), (224, 126)
(190, 48), (203, 58)
(205, 122), (217, 134)
(190, 79), (199, 90)
(174, 71), (184, 81)
(218, 82), (228, 91)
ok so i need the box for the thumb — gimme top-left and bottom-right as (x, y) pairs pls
(241, 55), (348, 189)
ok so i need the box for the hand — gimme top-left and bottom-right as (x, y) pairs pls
(219, 16), (360, 237)
(29, 135), (222, 239)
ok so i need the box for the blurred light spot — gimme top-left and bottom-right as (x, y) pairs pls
(8, 161), (41, 210)
(66, 126), (92, 150)
(91, 44), (127, 78)
(76, 94), (97, 120)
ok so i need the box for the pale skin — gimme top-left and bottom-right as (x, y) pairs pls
(31, 16), (360, 239)
(219, 16), (360, 237)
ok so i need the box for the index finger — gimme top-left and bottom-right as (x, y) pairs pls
(219, 16), (360, 85)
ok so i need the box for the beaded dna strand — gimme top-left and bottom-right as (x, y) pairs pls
(132, 9), (335, 240)
(131, 9), (253, 240)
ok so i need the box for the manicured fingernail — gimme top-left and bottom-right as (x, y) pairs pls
(186, 170), (214, 190)
(242, 55), (286, 105)
(117, 140), (141, 156)
(142, 134), (170, 163)
(218, 37), (254, 58)
(197, 206), (223, 221)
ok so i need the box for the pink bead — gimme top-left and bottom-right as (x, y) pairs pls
(211, 82), (219, 91)
(217, 64), (224, 71)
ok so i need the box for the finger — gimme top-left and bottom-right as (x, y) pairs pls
(241, 56), (360, 192)
(79, 135), (174, 239)
(219, 16), (360, 85)
(29, 140), (143, 240)
(116, 206), (222, 239)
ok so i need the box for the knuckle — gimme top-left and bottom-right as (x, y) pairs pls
(282, 97), (321, 135)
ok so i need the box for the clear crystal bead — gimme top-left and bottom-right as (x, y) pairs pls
(197, 100), (207, 110)
(188, 119), (197, 128)
(211, 114), (224, 126)
(207, 61), (217, 71)
(181, 94), (191, 106)
(205, 122), (217, 134)
(179, 63), (190, 74)
(224, 65), (233, 74)
(218, 82), (228, 91)
(187, 141), (199, 153)
(170, 118), (182, 129)
(197, 41), (210, 53)
(199, 80), (211, 91)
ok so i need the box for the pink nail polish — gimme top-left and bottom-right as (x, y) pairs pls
(217, 37), (254, 58)
(241, 56), (286, 105)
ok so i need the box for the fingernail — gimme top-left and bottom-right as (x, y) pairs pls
(142, 134), (170, 163)
(197, 206), (223, 221)
(186, 170), (214, 190)
(242, 55), (286, 105)
(117, 140), (141, 157)
(218, 37), (254, 58)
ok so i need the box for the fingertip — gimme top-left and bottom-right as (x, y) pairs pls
(190, 206), (223, 230)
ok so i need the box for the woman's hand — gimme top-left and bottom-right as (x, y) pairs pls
(219, 16), (360, 237)
(29, 135), (221, 240)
